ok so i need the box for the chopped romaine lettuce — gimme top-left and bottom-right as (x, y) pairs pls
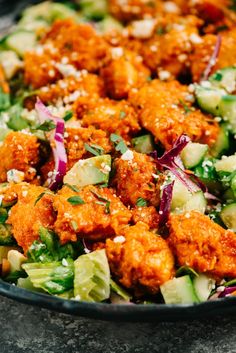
(74, 249), (110, 302)
(22, 259), (74, 295)
(110, 279), (131, 302)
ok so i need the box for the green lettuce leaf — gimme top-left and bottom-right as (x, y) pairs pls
(74, 249), (110, 302)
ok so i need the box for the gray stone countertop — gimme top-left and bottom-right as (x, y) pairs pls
(0, 295), (236, 353)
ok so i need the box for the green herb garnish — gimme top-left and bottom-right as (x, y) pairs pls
(64, 184), (80, 193)
(67, 196), (85, 205)
(110, 133), (128, 154)
(63, 111), (73, 121)
(84, 143), (104, 156)
(136, 197), (148, 207)
(119, 111), (126, 119)
(36, 120), (56, 131)
(91, 191), (111, 214)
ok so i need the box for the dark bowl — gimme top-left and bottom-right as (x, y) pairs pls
(0, 0), (235, 322)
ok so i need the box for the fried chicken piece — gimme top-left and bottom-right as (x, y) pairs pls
(42, 19), (110, 73)
(190, 29), (236, 82)
(168, 211), (236, 278)
(7, 184), (55, 253)
(74, 96), (140, 141)
(108, 0), (162, 21)
(129, 79), (219, 149)
(24, 51), (61, 89)
(106, 222), (175, 295)
(141, 15), (202, 78)
(132, 206), (159, 230)
(38, 73), (105, 105)
(53, 185), (132, 244)
(40, 126), (112, 181)
(113, 151), (159, 207)
(100, 48), (150, 99)
(0, 132), (39, 183)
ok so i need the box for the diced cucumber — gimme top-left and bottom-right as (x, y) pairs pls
(79, 0), (108, 20)
(0, 51), (23, 79)
(171, 179), (206, 214)
(96, 16), (123, 34)
(5, 31), (37, 57)
(215, 154), (236, 173)
(64, 155), (111, 187)
(19, 1), (79, 26)
(220, 203), (236, 231)
(193, 274), (215, 302)
(209, 67), (236, 94)
(132, 134), (154, 154)
(210, 124), (229, 158)
(160, 275), (200, 304)
(7, 250), (27, 272)
(231, 174), (236, 198)
(195, 85), (223, 115)
(181, 142), (208, 169)
(218, 95), (236, 133)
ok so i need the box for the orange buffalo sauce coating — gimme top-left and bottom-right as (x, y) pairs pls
(129, 79), (219, 149)
(0, 132), (39, 183)
(7, 184), (55, 253)
(132, 206), (160, 230)
(53, 185), (132, 244)
(106, 222), (175, 295)
(168, 211), (236, 278)
(112, 151), (160, 207)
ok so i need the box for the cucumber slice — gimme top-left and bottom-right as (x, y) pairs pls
(160, 275), (200, 304)
(5, 31), (37, 57)
(97, 16), (123, 34)
(171, 179), (206, 214)
(219, 95), (236, 133)
(193, 274), (215, 302)
(0, 51), (23, 79)
(195, 85), (223, 115)
(132, 134), (154, 154)
(64, 155), (111, 187)
(209, 67), (236, 94)
(79, 0), (108, 20)
(181, 142), (208, 169)
(210, 124), (229, 158)
(215, 154), (236, 173)
(231, 174), (236, 198)
(220, 203), (236, 231)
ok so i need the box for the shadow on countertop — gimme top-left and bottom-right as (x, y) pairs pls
(1, 296), (236, 353)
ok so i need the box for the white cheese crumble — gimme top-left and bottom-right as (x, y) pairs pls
(121, 149), (134, 161)
(158, 70), (171, 81)
(189, 33), (203, 44)
(113, 236), (126, 243)
(111, 47), (124, 59)
(131, 19), (156, 39)
(7, 169), (25, 183)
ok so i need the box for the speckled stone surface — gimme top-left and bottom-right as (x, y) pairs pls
(0, 295), (236, 353)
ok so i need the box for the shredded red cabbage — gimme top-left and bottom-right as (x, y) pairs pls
(35, 98), (67, 190)
(158, 181), (174, 228)
(201, 34), (222, 82)
(218, 286), (236, 298)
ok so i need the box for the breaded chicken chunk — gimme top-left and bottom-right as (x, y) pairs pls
(7, 184), (55, 253)
(132, 206), (159, 230)
(100, 48), (150, 99)
(41, 126), (112, 181)
(190, 29), (236, 82)
(74, 96), (140, 141)
(113, 151), (159, 207)
(129, 79), (219, 149)
(106, 222), (175, 295)
(168, 211), (236, 278)
(0, 132), (39, 183)
(53, 185), (132, 244)
(38, 73), (105, 105)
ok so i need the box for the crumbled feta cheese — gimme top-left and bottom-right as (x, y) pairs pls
(55, 63), (77, 77)
(113, 236), (126, 243)
(158, 70), (171, 81)
(163, 1), (180, 14)
(111, 47), (124, 59)
(7, 169), (25, 183)
(121, 149), (134, 161)
(189, 33), (203, 44)
(131, 19), (156, 39)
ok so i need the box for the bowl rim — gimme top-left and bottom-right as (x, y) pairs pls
(1, 279), (236, 321)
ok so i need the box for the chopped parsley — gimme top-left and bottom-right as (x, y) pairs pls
(35, 120), (56, 131)
(67, 196), (85, 205)
(84, 143), (104, 156)
(63, 111), (73, 121)
(110, 133), (128, 154)
(136, 197), (148, 207)
(91, 191), (111, 214)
